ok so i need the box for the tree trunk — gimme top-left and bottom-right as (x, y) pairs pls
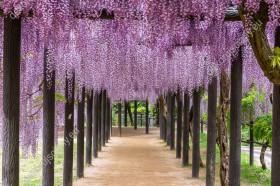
(146, 99), (149, 134)
(93, 92), (99, 158)
(206, 77), (218, 186)
(63, 72), (75, 186)
(183, 92), (190, 166)
(192, 89), (201, 178)
(42, 48), (56, 185)
(176, 90), (182, 159)
(2, 15), (21, 186)
(86, 90), (93, 165)
(238, 2), (280, 86)
(76, 87), (85, 178)
(229, 47), (243, 186)
(260, 142), (268, 170)
(134, 100), (138, 130)
(218, 71), (230, 186)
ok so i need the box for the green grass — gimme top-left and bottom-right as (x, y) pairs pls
(0, 140), (78, 186)
(240, 153), (271, 185)
(196, 133), (271, 185)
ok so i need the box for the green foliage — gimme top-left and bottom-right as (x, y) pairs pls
(202, 113), (207, 123)
(270, 47), (280, 69)
(242, 88), (256, 114)
(253, 113), (272, 145)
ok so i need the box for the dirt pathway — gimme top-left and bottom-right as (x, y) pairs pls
(74, 127), (204, 186)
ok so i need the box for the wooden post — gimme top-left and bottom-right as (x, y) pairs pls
(159, 103), (163, 139)
(229, 47), (243, 186)
(134, 100), (138, 130)
(124, 101), (128, 127)
(272, 26), (280, 186)
(101, 90), (106, 146)
(167, 93), (171, 146)
(108, 99), (111, 141)
(146, 99), (149, 134)
(192, 88), (201, 178)
(170, 94), (175, 150)
(63, 72), (75, 186)
(156, 101), (160, 127)
(176, 90), (182, 158)
(105, 95), (109, 143)
(76, 87), (85, 178)
(98, 92), (102, 151)
(183, 91), (190, 166)
(249, 122), (254, 166)
(141, 114), (143, 126)
(118, 102), (122, 137)
(2, 15), (21, 186)
(86, 90), (93, 165)
(93, 92), (99, 158)
(206, 77), (217, 186)
(42, 48), (56, 185)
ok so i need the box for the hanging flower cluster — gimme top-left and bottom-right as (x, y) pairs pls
(0, 1), (277, 153)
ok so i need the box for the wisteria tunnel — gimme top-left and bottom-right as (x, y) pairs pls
(0, 0), (280, 186)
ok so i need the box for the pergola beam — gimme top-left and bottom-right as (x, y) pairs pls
(74, 7), (240, 22)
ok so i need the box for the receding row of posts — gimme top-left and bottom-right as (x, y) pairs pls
(158, 46), (244, 186)
(2, 15), (280, 186)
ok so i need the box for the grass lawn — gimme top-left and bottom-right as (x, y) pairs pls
(0, 139), (78, 186)
(187, 133), (271, 185)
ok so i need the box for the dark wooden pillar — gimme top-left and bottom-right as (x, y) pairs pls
(101, 90), (106, 146)
(98, 92), (102, 151)
(156, 101), (159, 127)
(272, 84), (280, 186)
(42, 48), (56, 185)
(229, 47), (243, 186)
(76, 87), (85, 178)
(134, 100), (138, 130)
(170, 94), (175, 150)
(124, 101), (128, 127)
(192, 88), (201, 178)
(93, 92), (99, 158)
(2, 15), (21, 186)
(183, 91), (190, 166)
(86, 90), (93, 165)
(159, 104), (163, 139)
(206, 77), (218, 186)
(167, 93), (171, 146)
(176, 90), (182, 159)
(271, 26), (280, 186)
(249, 123), (254, 166)
(118, 102), (122, 137)
(108, 99), (111, 141)
(146, 99), (149, 134)
(105, 95), (109, 143)
(63, 72), (75, 186)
